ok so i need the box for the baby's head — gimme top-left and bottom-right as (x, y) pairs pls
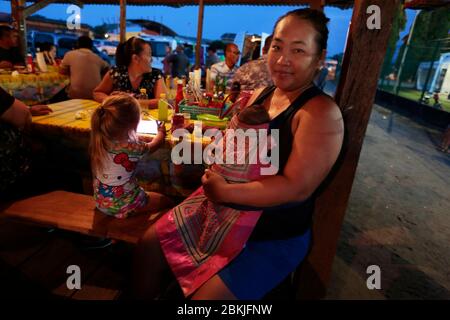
(238, 104), (270, 125)
(229, 104), (270, 129)
(90, 94), (141, 173)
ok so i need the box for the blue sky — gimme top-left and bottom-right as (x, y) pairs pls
(0, 1), (417, 57)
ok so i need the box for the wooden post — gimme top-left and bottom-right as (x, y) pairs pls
(294, 0), (402, 299)
(310, 0), (325, 11)
(120, 0), (127, 43)
(10, 0), (19, 29)
(11, 0), (27, 58)
(11, 0), (84, 57)
(195, 0), (205, 69)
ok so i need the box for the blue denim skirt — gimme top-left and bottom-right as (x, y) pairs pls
(218, 229), (311, 299)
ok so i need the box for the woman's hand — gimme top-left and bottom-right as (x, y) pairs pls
(30, 105), (53, 116)
(201, 169), (229, 203)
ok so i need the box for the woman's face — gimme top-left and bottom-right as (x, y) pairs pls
(49, 46), (56, 58)
(133, 43), (152, 73)
(268, 16), (325, 92)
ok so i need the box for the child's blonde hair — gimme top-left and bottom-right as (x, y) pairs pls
(90, 94), (141, 174)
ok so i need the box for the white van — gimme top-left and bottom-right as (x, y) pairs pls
(138, 34), (176, 71)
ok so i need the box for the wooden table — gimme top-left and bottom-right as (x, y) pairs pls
(31, 99), (209, 198)
(0, 68), (69, 105)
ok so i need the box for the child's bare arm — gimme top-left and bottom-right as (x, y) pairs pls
(144, 122), (166, 153)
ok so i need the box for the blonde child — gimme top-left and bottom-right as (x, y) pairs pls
(90, 94), (171, 218)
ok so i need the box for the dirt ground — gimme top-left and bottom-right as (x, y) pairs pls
(325, 104), (450, 299)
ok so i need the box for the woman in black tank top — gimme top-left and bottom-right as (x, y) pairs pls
(133, 9), (344, 300)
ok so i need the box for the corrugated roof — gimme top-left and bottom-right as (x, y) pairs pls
(404, 0), (450, 9)
(25, 0), (353, 9)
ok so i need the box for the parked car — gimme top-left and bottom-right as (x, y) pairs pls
(28, 31), (111, 65)
(93, 39), (119, 56)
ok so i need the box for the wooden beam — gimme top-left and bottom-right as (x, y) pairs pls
(120, 0), (127, 43)
(22, 0), (84, 18)
(195, 0), (205, 69)
(12, 0), (84, 58)
(294, 0), (402, 299)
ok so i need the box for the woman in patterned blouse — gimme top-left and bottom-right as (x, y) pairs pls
(93, 37), (164, 109)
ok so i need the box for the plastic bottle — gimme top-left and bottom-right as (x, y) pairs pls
(158, 93), (168, 121)
(138, 88), (148, 100)
(26, 54), (35, 73)
(175, 79), (184, 113)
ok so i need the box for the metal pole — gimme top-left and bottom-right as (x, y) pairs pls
(393, 9), (420, 95)
(420, 41), (441, 103)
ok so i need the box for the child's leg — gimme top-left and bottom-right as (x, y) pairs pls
(132, 224), (171, 299)
(134, 192), (174, 215)
(191, 274), (237, 300)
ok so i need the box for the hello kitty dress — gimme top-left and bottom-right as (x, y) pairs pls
(93, 140), (150, 218)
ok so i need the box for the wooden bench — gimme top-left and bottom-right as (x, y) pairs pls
(0, 190), (160, 244)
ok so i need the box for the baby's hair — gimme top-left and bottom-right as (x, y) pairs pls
(90, 94), (141, 174)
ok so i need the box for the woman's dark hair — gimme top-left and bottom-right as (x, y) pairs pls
(115, 37), (149, 67)
(273, 8), (330, 53)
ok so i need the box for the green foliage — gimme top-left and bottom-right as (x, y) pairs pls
(92, 23), (119, 39)
(380, 5), (407, 79)
(396, 7), (450, 82)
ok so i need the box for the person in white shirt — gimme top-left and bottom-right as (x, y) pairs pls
(210, 43), (240, 90)
(60, 36), (109, 99)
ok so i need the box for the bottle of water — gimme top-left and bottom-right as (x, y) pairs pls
(138, 88), (148, 100)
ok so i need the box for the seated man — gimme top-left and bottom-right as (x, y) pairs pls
(210, 43), (240, 91)
(231, 35), (273, 91)
(0, 26), (24, 68)
(60, 36), (109, 99)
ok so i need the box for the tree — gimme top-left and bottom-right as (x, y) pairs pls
(395, 7), (450, 83)
(92, 23), (119, 39)
(380, 5), (407, 83)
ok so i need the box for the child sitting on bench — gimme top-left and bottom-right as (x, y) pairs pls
(90, 94), (172, 218)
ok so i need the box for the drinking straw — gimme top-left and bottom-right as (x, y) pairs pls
(161, 75), (169, 95)
(220, 96), (245, 119)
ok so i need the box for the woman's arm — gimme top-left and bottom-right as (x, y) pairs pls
(93, 72), (114, 103)
(202, 95), (344, 207)
(1, 98), (32, 130)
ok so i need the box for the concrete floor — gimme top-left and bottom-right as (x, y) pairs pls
(325, 104), (450, 299)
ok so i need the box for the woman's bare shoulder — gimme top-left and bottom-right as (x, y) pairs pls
(300, 94), (342, 120)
